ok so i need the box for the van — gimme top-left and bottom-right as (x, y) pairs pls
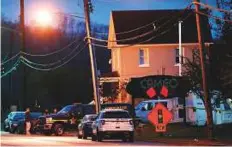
(186, 91), (232, 126)
(135, 98), (183, 123)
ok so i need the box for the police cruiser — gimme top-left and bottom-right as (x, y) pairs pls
(91, 109), (134, 142)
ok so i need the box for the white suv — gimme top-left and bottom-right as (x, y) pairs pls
(91, 109), (134, 142)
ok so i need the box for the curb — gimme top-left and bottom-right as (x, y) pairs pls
(144, 139), (227, 146)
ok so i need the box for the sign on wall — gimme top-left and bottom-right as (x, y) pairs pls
(126, 75), (191, 99)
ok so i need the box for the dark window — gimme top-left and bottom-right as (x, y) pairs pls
(102, 111), (130, 118)
(175, 48), (179, 64)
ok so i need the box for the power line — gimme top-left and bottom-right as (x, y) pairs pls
(55, 12), (85, 19)
(1, 26), (22, 35)
(197, 11), (232, 24)
(1, 52), (20, 65)
(21, 43), (88, 71)
(21, 38), (82, 57)
(91, 11), (194, 48)
(20, 40), (85, 67)
(1, 59), (20, 78)
(193, 1), (232, 14)
(89, 5), (193, 44)
(94, 3), (193, 36)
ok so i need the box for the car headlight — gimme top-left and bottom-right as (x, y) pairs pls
(46, 117), (53, 123)
(12, 123), (18, 126)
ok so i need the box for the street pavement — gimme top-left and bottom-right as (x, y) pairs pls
(0, 131), (165, 146)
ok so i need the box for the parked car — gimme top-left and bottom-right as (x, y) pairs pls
(77, 114), (97, 139)
(4, 111), (24, 132)
(4, 111), (42, 134)
(91, 109), (134, 142)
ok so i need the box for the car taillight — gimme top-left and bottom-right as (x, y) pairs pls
(101, 120), (105, 125)
(129, 120), (133, 125)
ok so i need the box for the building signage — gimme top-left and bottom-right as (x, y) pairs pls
(126, 75), (191, 99)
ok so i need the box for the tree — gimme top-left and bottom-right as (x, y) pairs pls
(215, 0), (232, 43)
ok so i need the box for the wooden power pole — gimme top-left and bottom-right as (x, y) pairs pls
(83, 0), (101, 113)
(20, 0), (27, 110)
(193, 0), (214, 139)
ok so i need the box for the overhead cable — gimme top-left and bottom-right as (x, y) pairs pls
(94, 3), (193, 36)
(21, 43), (88, 71)
(89, 4), (193, 43)
(21, 38), (82, 57)
(1, 52), (20, 65)
(1, 59), (20, 78)
(197, 11), (232, 24)
(193, 1), (232, 14)
(20, 40), (85, 67)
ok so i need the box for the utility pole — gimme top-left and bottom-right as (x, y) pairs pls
(83, 0), (101, 113)
(193, 0), (214, 139)
(20, 0), (26, 110)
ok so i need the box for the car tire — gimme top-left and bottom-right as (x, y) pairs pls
(44, 131), (52, 136)
(54, 124), (64, 136)
(92, 134), (97, 141)
(4, 124), (9, 132)
(97, 131), (103, 142)
(129, 132), (134, 142)
(15, 127), (23, 134)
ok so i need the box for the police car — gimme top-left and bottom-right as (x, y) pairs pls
(91, 109), (134, 142)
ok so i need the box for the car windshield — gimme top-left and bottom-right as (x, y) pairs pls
(88, 115), (97, 121)
(58, 105), (73, 114)
(102, 111), (130, 119)
(135, 102), (145, 110)
(31, 112), (42, 119)
(12, 113), (25, 120)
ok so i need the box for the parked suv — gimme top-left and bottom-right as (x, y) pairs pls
(91, 109), (134, 142)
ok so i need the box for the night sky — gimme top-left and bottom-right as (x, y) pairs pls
(1, 0), (216, 25)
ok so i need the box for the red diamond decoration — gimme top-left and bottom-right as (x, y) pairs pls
(160, 86), (168, 98)
(146, 87), (156, 98)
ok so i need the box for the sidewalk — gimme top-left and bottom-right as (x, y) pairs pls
(139, 137), (232, 146)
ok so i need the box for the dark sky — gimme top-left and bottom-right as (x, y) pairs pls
(1, 0), (216, 25)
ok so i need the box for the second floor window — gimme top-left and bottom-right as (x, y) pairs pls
(139, 48), (149, 66)
(175, 48), (180, 64)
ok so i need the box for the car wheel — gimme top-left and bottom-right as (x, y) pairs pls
(54, 124), (64, 136)
(129, 132), (134, 142)
(97, 131), (103, 142)
(77, 131), (82, 139)
(15, 127), (23, 134)
(43, 131), (52, 136)
(92, 134), (97, 141)
(4, 124), (9, 132)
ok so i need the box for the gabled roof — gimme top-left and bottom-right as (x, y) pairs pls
(111, 9), (212, 45)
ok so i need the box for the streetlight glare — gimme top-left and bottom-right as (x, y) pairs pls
(35, 10), (53, 27)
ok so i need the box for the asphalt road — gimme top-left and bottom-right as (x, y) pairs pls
(1, 131), (165, 146)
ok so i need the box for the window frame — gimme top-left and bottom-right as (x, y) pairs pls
(139, 48), (149, 67)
